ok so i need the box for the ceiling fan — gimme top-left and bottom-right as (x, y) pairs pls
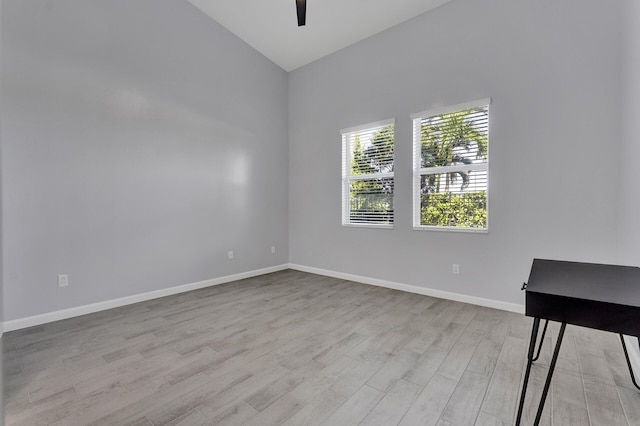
(296, 0), (306, 26)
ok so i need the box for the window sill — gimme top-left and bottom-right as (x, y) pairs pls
(413, 226), (488, 233)
(343, 223), (394, 230)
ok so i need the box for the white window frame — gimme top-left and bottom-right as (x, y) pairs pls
(411, 99), (490, 233)
(341, 118), (395, 229)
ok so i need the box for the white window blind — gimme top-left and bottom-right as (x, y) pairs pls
(412, 99), (490, 231)
(341, 119), (395, 227)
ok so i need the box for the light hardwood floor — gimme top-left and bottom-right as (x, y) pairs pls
(3, 270), (640, 425)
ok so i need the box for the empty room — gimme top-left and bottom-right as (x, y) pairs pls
(1, 0), (640, 425)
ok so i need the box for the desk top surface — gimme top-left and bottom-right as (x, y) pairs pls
(526, 259), (640, 307)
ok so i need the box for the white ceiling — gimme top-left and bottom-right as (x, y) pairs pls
(187, 0), (451, 71)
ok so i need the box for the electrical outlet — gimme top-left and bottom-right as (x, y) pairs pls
(452, 264), (460, 275)
(58, 274), (69, 287)
(271, 246), (276, 254)
(228, 251), (234, 259)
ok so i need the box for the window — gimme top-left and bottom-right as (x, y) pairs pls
(341, 119), (395, 227)
(412, 99), (490, 232)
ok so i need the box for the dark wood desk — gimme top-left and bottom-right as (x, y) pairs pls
(516, 259), (640, 426)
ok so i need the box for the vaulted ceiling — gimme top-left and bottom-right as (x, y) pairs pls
(187, 0), (451, 71)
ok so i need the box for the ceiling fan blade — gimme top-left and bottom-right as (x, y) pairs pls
(296, 0), (306, 26)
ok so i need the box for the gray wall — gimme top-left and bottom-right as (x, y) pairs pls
(620, 0), (640, 266)
(1, 0), (4, 421)
(1, 0), (635, 323)
(288, 0), (625, 305)
(619, 1), (640, 369)
(1, 0), (289, 321)
(0, 0), (3, 325)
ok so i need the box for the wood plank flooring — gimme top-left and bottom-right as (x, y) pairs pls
(3, 270), (639, 425)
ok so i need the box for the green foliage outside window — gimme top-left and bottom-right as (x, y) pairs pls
(421, 191), (487, 228)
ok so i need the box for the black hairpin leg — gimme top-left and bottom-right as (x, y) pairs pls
(532, 319), (549, 362)
(516, 319), (566, 426)
(533, 322), (566, 425)
(619, 334), (640, 391)
(516, 317), (541, 426)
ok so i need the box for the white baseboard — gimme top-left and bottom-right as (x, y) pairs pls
(288, 263), (525, 314)
(4, 262), (633, 375)
(3, 262), (525, 333)
(3, 264), (289, 332)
